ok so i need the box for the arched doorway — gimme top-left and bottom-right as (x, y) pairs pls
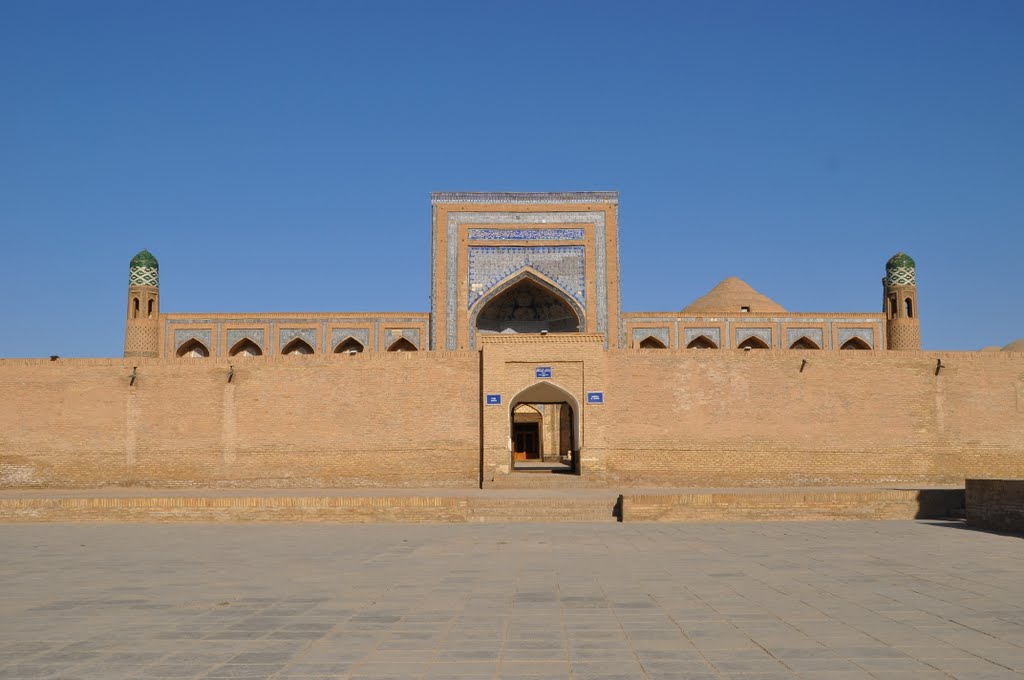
(509, 381), (580, 475)
(474, 274), (582, 337)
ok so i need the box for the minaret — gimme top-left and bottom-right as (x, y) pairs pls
(124, 250), (160, 358)
(883, 252), (920, 350)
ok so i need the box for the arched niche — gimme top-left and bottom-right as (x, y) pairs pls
(840, 337), (871, 350)
(387, 338), (417, 352)
(473, 272), (582, 337)
(229, 339), (263, 357)
(176, 339), (209, 358)
(334, 337), (365, 354)
(789, 336), (820, 350)
(638, 336), (667, 349)
(282, 338), (314, 355)
(737, 336), (770, 350)
(686, 335), (718, 349)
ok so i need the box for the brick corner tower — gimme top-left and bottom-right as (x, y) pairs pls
(883, 252), (920, 350)
(124, 249), (160, 358)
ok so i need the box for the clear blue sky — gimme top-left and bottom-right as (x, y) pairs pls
(1, 1), (1021, 356)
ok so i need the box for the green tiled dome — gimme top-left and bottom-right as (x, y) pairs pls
(886, 252), (915, 271)
(885, 252), (916, 287)
(129, 250), (159, 287)
(130, 250), (159, 269)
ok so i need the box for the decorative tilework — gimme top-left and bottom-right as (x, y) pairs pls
(633, 328), (669, 347)
(227, 329), (264, 351)
(174, 329), (211, 352)
(432, 191), (617, 204)
(279, 328), (316, 351)
(129, 266), (159, 287)
(786, 328), (824, 349)
(331, 329), (370, 351)
(838, 328), (874, 348)
(468, 228), (585, 241)
(886, 265), (916, 287)
(736, 328), (772, 348)
(684, 328), (721, 348)
(442, 211), (608, 350)
(385, 328), (420, 349)
(468, 246), (585, 309)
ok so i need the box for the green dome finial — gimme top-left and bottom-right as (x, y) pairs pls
(886, 252), (915, 271)
(130, 250), (159, 269)
(129, 250), (159, 286)
(885, 252), (916, 286)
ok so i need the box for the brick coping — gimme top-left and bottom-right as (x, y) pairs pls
(0, 485), (963, 500)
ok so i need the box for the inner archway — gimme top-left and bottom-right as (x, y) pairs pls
(475, 276), (581, 336)
(509, 381), (580, 475)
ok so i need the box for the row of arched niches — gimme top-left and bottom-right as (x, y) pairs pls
(635, 335), (872, 350)
(176, 336), (417, 358)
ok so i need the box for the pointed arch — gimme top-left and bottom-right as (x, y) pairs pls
(147, 299), (155, 319)
(228, 338), (263, 357)
(638, 336), (667, 349)
(840, 337), (871, 350)
(686, 335), (718, 349)
(738, 336), (770, 350)
(334, 337), (365, 354)
(905, 297), (914, 319)
(386, 338), (417, 352)
(132, 298), (140, 319)
(281, 338), (314, 355)
(789, 336), (821, 350)
(470, 268), (584, 340)
(176, 339), (209, 358)
(509, 380), (583, 455)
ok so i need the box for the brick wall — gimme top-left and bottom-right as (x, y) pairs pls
(599, 350), (1024, 486)
(0, 353), (481, 489)
(966, 479), (1024, 532)
(3, 347), (1022, 491)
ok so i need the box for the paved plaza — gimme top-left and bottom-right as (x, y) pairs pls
(1, 521), (1023, 679)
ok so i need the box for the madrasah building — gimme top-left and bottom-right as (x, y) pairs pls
(126, 191), (918, 360)
(1, 192), (1021, 493)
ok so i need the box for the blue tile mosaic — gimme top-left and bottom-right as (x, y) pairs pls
(468, 246), (585, 309)
(331, 328), (370, 351)
(684, 327), (721, 348)
(279, 328), (316, 351)
(442, 211), (608, 350)
(174, 329), (212, 352)
(786, 328), (824, 349)
(632, 328), (669, 347)
(385, 328), (420, 349)
(735, 328), (772, 348)
(838, 328), (874, 348)
(467, 228), (585, 241)
(226, 329), (265, 352)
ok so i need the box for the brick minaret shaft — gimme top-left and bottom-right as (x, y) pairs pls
(124, 250), (160, 358)
(883, 252), (920, 350)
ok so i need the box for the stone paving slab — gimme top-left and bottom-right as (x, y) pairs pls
(1, 521), (1022, 679)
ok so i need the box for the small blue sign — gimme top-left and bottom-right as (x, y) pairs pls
(535, 367), (552, 378)
(586, 391), (604, 404)
(485, 394), (501, 405)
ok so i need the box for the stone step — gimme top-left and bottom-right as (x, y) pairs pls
(0, 493), (621, 523)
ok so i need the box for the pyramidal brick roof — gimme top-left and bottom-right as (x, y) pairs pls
(682, 277), (786, 314)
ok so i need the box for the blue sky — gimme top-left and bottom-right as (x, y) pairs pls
(1, 0), (1021, 356)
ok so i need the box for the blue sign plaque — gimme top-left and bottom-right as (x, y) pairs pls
(586, 391), (604, 404)
(485, 394), (501, 405)
(535, 367), (552, 378)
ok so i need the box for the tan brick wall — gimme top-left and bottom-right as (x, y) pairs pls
(966, 479), (1024, 531)
(1, 353), (481, 489)
(3, 348), (1022, 491)
(600, 349), (1024, 486)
